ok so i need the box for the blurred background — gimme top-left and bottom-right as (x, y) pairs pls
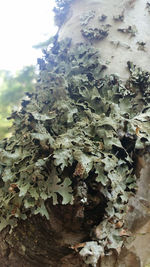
(0, 0), (57, 139)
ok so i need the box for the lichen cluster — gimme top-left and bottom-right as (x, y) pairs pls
(113, 14), (124, 22)
(0, 38), (150, 265)
(80, 9), (137, 44)
(80, 10), (110, 42)
(81, 26), (109, 41)
(53, 0), (73, 26)
(118, 25), (137, 37)
(80, 10), (95, 26)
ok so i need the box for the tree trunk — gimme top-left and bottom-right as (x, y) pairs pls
(0, 0), (150, 266)
(58, 0), (150, 80)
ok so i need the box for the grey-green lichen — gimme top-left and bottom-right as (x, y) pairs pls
(110, 40), (130, 49)
(81, 26), (109, 41)
(80, 241), (103, 267)
(113, 14), (124, 22)
(80, 12), (109, 42)
(80, 11), (95, 26)
(98, 14), (107, 22)
(118, 25), (137, 37)
(137, 41), (146, 51)
(53, 0), (74, 27)
(0, 38), (150, 265)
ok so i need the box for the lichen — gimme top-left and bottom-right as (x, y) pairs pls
(110, 40), (130, 49)
(118, 25), (137, 37)
(53, 0), (74, 27)
(137, 41), (146, 51)
(81, 26), (109, 41)
(98, 14), (107, 22)
(79, 241), (103, 267)
(113, 14), (124, 22)
(0, 38), (150, 265)
(80, 11), (95, 26)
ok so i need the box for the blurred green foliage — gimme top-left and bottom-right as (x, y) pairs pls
(0, 66), (36, 139)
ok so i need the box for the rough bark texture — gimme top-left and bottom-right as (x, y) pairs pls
(1, 164), (150, 267)
(0, 202), (87, 267)
(0, 0), (150, 266)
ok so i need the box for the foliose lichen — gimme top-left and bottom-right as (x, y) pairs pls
(98, 14), (107, 22)
(110, 40), (130, 49)
(81, 26), (109, 41)
(0, 38), (150, 265)
(137, 41), (146, 51)
(80, 10), (95, 26)
(118, 25), (137, 37)
(113, 14), (124, 22)
(53, 0), (74, 27)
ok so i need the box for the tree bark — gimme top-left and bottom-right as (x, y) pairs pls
(1, 0), (150, 266)
(59, 0), (150, 80)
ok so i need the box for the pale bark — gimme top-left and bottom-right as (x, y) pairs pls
(59, 0), (150, 81)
